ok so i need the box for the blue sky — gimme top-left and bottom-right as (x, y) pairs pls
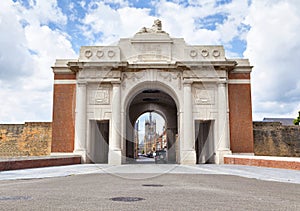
(0, 0), (300, 123)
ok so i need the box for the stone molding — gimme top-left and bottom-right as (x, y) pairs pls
(54, 80), (77, 84)
(228, 79), (251, 84)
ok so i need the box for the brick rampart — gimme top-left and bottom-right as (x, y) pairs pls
(253, 122), (300, 157)
(0, 122), (52, 157)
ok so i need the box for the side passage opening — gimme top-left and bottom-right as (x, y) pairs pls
(195, 120), (215, 164)
(88, 120), (109, 163)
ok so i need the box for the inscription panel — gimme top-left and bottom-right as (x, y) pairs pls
(89, 88), (110, 105)
(194, 88), (215, 105)
(131, 43), (172, 62)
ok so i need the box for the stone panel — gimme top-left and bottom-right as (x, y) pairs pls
(89, 88), (110, 105)
(194, 88), (215, 105)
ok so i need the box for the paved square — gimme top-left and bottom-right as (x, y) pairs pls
(0, 164), (299, 210)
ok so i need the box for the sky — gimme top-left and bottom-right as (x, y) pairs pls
(0, 0), (300, 125)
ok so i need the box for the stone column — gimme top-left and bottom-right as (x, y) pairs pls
(74, 82), (87, 162)
(166, 128), (177, 163)
(181, 80), (196, 164)
(216, 79), (232, 164)
(108, 81), (122, 164)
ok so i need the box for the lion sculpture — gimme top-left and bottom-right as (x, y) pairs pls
(138, 19), (165, 33)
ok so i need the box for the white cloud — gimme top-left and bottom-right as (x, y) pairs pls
(0, 0), (76, 123)
(0, 0), (33, 81)
(216, 0), (249, 42)
(244, 0), (300, 120)
(80, 1), (154, 45)
(80, 1), (121, 42)
(15, 0), (67, 26)
(79, 0), (250, 50)
(153, 0), (250, 46)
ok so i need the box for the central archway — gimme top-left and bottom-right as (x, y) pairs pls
(124, 82), (179, 164)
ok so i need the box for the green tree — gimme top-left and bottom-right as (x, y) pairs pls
(294, 111), (300, 125)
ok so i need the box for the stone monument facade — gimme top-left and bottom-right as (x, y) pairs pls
(51, 20), (254, 164)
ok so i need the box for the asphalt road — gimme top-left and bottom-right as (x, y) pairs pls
(0, 173), (299, 210)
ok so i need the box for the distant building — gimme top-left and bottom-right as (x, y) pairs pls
(263, 118), (294, 126)
(144, 113), (157, 154)
(156, 127), (167, 151)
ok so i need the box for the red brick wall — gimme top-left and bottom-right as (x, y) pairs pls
(224, 156), (300, 170)
(228, 73), (250, 80)
(228, 73), (254, 153)
(51, 74), (76, 152)
(54, 74), (76, 80)
(0, 156), (81, 171)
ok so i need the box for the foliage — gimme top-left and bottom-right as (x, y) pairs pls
(294, 111), (300, 125)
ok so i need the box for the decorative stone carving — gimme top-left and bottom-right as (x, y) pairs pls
(121, 72), (145, 88)
(137, 19), (166, 34)
(201, 49), (209, 57)
(107, 50), (115, 58)
(159, 71), (182, 89)
(123, 72), (144, 81)
(213, 50), (220, 57)
(85, 50), (93, 59)
(89, 88), (110, 105)
(159, 72), (181, 82)
(96, 50), (104, 58)
(78, 68), (121, 80)
(183, 68), (214, 78)
(79, 46), (120, 62)
(194, 88), (215, 105)
(190, 50), (197, 58)
(103, 70), (121, 79)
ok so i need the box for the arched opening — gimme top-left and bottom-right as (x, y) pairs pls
(125, 88), (178, 164)
(134, 112), (166, 163)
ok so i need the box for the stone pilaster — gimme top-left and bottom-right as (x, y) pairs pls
(108, 81), (122, 164)
(216, 79), (232, 164)
(74, 82), (87, 162)
(181, 80), (196, 164)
